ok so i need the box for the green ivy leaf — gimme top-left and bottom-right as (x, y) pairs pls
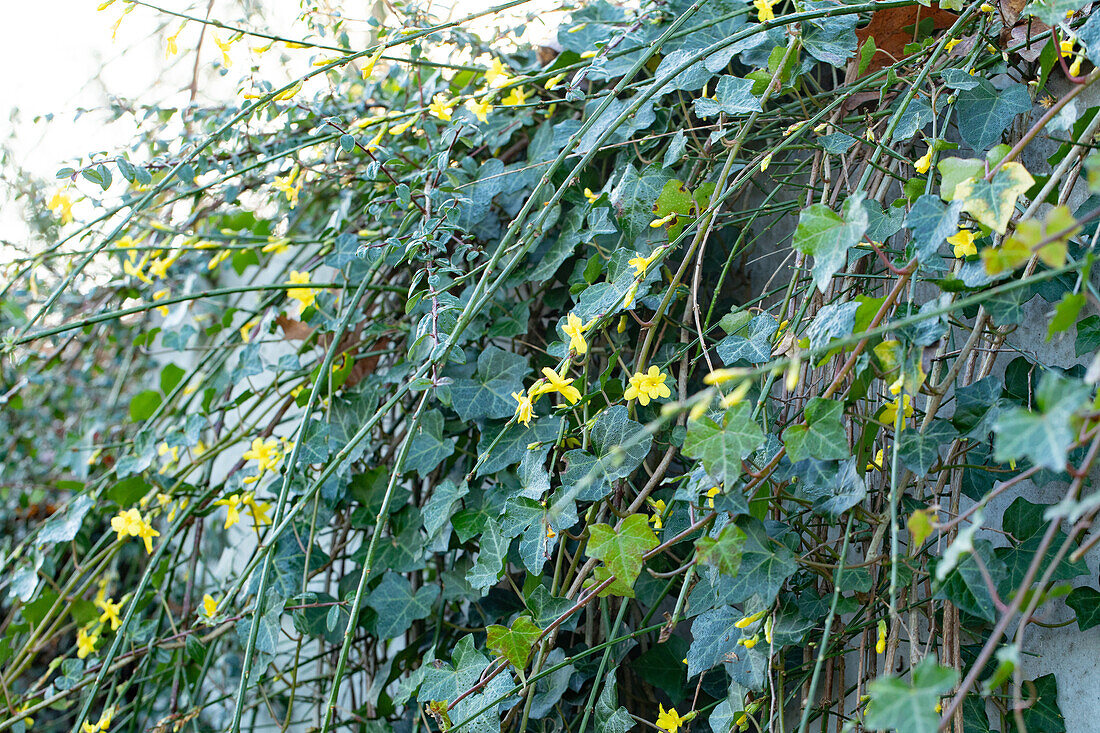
(1048, 292), (1085, 340)
(486, 615), (542, 668)
(993, 372), (1089, 470)
(405, 410), (458, 477)
(784, 398), (848, 462)
(693, 76), (761, 118)
(1075, 314), (1100, 356)
(1020, 674), (1066, 733)
(695, 523), (747, 576)
(561, 405), (653, 500)
(684, 403), (765, 483)
(720, 520), (798, 605)
(421, 479), (468, 539)
(585, 514), (659, 597)
(954, 80), (1031, 151)
(448, 346), (527, 422)
(1022, 0), (1084, 25)
(866, 655), (958, 733)
(467, 519), (511, 593)
(1066, 586), (1100, 630)
(129, 389), (162, 422)
(716, 314), (778, 364)
(793, 194), (869, 293)
(898, 421), (958, 476)
(904, 195), (961, 262)
(594, 671), (634, 733)
(367, 572), (438, 639)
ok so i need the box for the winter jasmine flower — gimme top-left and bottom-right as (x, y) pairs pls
(530, 366), (582, 405)
(913, 150), (932, 174)
(753, 0), (777, 22)
(465, 97), (491, 122)
(656, 705), (689, 733)
(48, 190), (75, 223)
(561, 312), (592, 355)
(502, 86), (529, 106)
(429, 93), (457, 121)
(287, 270), (317, 314)
(628, 250), (660, 277)
(512, 390), (534, 426)
(947, 229), (976, 258)
(624, 366), (672, 406)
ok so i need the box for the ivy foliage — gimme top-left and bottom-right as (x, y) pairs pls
(4, 0), (1100, 732)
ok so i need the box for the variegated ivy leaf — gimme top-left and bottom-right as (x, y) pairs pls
(953, 161), (1033, 234)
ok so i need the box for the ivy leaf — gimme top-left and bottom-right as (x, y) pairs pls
(1048, 292), (1085, 340)
(585, 514), (659, 597)
(561, 405), (653, 500)
(696, 524), (747, 576)
(476, 416), (562, 476)
(996, 205), (1078, 274)
(421, 479), (468, 539)
(898, 421), (958, 476)
(449, 346), (527, 422)
(716, 314), (778, 364)
(1066, 586), (1100, 630)
(784, 398), (848, 462)
(793, 194), (869, 293)
(954, 162), (1034, 234)
(933, 539), (1006, 622)
(951, 376), (1005, 438)
(366, 572), (438, 639)
(865, 655), (958, 733)
(420, 635), (514, 733)
(794, 457), (868, 516)
(904, 195), (962, 263)
(937, 157), (985, 201)
(684, 403), (765, 483)
(594, 671), (634, 733)
(954, 80), (1031, 152)
(685, 605), (744, 678)
(486, 615), (542, 668)
(805, 301), (860, 352)
(1076, 314), (1100, 356)
(993, 371), (1089, 470)
(1022, 0), (1084, 25)
(802, 0), (858, 66)
(467, 519), (511, 593)
(612, 163), (672, 241)
(38, 495), (94, 545)
(693, 76), (761, 118)
(652, 179), (695, 241)
(1020, 674), (1066, 733)
(718, 520), (798, 605)
(405, 410), (458, 478)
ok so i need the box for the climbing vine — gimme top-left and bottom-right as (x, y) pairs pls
(4, 0), (1100, 732)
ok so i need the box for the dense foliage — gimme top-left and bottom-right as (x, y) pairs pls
(4, 0), (1100, 732)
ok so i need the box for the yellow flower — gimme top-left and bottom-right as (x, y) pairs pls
(753, 0), (777, 22)
(624, 366), (672, 406)
(244, 493), (272, 526)
(110, 508), (144, 541)
(214, 33), (234, 67)
(240, 318), (259, 343)
(562, 312), (592, 355)
(81, 708), (114, 733)
(465, 97), (491, 123)
(881, 394), (913, 428)
(583, 187), (600, 203)
(530, 366), (582, 405)
(287, 270), (318, 314)
(735, 608), (768, 628)
(979, 2), (994, 11)
(137, 520), (159, 554)
(390, 117), (416, 136)
(648, 498), (667, 529)
(706, 486), (720, 509)
(272, 167), (303, 207)
(948, 229), (976, 258)
(484, 58), (511, 88)
(123, 250), (152, 284)
(243, 436), (282, 474)
(719, 379), (753, 408)
(148, 252), (180, 280)
(77, 626), (100, 659)
(206, 249), (231, 271)
(262, 237), (290, 254)
(866, 448), (885, 471)
(656, 704), (688, 733)
(214, 493), (244, 529)
(165, 23), (184, 57)
(97, 597), (123, 630)
(429, 93), (457, 121)
(913, 150), (932, 174)
(273, 81), (304, 101)
(704, 368), (749, 386)
(944, 38), (962, 52)
(876, 619), (887, 654)
(628, 250), (660, 277)
(545, 71), (567, 90)
(502, 86), (529, 107)
(739, 634), (759, 649)
(202, 593), (218, 617)
(513, 390), (535, 426)
(1069, 54), (1083, 77)
(650, 212), (677, 229)
(360, 44), (386, 78)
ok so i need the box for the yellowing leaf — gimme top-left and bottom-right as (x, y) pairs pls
(954, 162), (1034, 233)
(907, 508), (935, 551)
(486, 615), (542, 668)
(585, 514), (659, 598)
(1001, 205), (1078, 271)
